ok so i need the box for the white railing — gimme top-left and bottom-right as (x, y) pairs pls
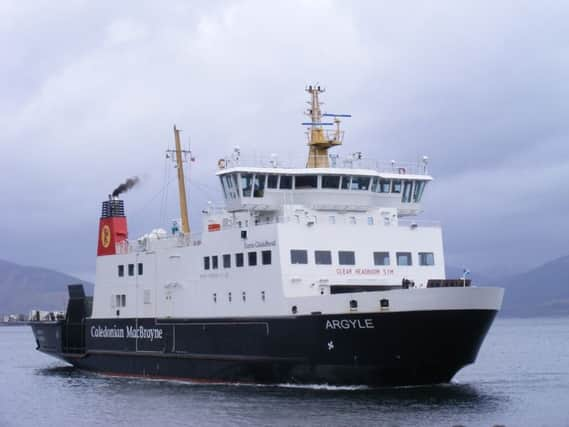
(219, 153), (430, 175)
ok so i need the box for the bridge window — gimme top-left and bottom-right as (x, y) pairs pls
(241, 173), (253, 197)
(203, 256), (210, 270)
(280, 175), (293, 189)
(253, 174), (265, 197)
(392, 180), (402, 193)
(370, 177), (378, 192)
(340, 176), (350, 189)
(128, 264), (134, 276)
(413, 181), (426, 202)
(223, 254), (231, 268)
(373, 252), (390, 266)
(212, 255), (219, 269)
(295, 175), (318, 189)
(402, 181), (412, 203)
(235, 253), (244, 267)
(138, 263), (143, 275)
(419, 252), (435, 266)
(315, 250), (332, 265)
(396, 252), (412, 266)
(267, 174), (279, 189)
(118, 265), (124, 277)
(379, 179), (391, 193)
(350, 176), (371, 190)
(262, 250), (272, 265)
(322, 175), (340, 189)
(220, 177), (228, 199)
(339, 251), (356, 265)
(290, 249), (308, 264)
(248, 251), (257, 266)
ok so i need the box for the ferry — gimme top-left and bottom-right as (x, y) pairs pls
(30, 86), (503, 386)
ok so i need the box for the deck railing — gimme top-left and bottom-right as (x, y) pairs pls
(219, 153), (430, 175)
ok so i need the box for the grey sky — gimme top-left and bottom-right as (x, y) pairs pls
(0, 0), (567, 280)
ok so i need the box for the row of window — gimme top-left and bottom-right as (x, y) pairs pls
(290, 250), (435, 266)
(204, 250), (272, 270)
(220, 173), (426, 203)
(213, 290), (266, 303)
(118, 263), (143, 277)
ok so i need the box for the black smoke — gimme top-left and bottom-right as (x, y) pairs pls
(112, 177), (140, 197)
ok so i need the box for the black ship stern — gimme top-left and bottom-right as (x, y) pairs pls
(30, 284), (91, 361)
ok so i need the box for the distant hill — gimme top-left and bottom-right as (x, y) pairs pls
(499, 255), (569, 317)
(0, 259), (93, 316)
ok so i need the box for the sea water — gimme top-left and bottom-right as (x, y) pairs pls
(1, 317), (568, 427)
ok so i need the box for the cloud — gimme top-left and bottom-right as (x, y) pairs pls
(0, 0), (567, 278)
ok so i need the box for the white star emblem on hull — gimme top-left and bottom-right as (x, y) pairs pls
(327, 341), (334, 351)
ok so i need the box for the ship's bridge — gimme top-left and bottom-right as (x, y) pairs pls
(216, 155), (432, 216)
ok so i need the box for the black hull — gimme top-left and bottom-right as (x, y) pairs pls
(31, 309), (497, 387)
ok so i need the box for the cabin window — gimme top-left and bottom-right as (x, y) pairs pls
(241, 173), (253, 197)
(137, 263), (143, 275)
(213, 293), (217, 303)
(322, 175), (340, 189)
(402, 181), (412, 203)
(261, 291), (266, 301)
(419, 252), (435, 266)
(392, 180), (402, 193)
(290, 249), (308, 264)
(128, 264), (134, 276)
(413, 181), (426, 202)
(374, 252), (390, 266)
(328, 216), (336, 224)
(228, 292), (232, 303)
(396, 252), (412, 266)
(267, 174), (279, 189)
(379, 179), (391, 193)
(223, 254), (231, 268)
(339, 251), (356, 265)
(340, 176), (350, 190)
(350, 176), (371, 190)
(253, 174), (265, 197)
(115, 294), (126, 307)
(203, 256), (210, 270)
(315, 250), (332, 265)
(212, 255), (219, 269)
(279, 175), (293, 189)
(295, 175), (318, 189)
(248, 251), (257, 266)
(118, 265), (124, 277)
(262, 250), (272, 265)
(236, 253), (244, 267)
(242, 291), (246, 302)
(367, 217), (374, 225)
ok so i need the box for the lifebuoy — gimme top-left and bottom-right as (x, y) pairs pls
(218, 158), (226, 169)
(398, 167), (406, 174)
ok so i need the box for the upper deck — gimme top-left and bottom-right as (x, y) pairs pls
(216, 153), (432, 215)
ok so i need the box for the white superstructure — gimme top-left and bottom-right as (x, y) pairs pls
(91, 86), (502, 321)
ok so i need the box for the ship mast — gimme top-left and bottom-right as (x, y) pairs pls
(304, 85), (345, 168)
(173, 125), (190, 234)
